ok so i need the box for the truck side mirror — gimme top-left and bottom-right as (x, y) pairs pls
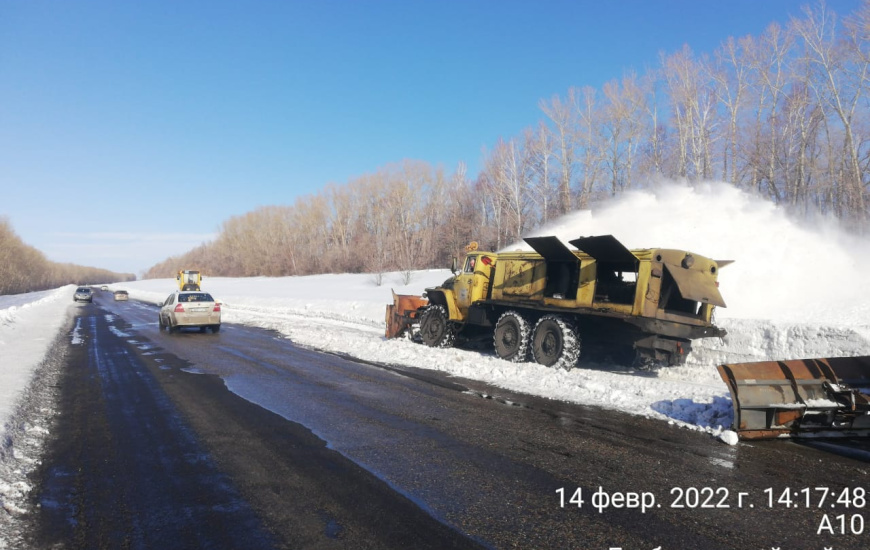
(451, 257), (458, 274)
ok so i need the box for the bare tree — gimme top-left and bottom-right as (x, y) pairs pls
(793, 1), (869, 223)
(524, 122), (557, 224)
(539, 89), (578, 213)
(746, 22), (795, 201)
(711, 36), (751, 185)
(663, 46), (720, 181)
(600, 73), (645, 195)
(575, 86), (605, 207)
(483, 138), (530, 244)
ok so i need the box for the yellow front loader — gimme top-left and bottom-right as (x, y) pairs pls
(177, 270), (202, 291)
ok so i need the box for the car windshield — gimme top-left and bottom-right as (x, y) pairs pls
(179, 293), (214, 303)
(77, 288), (89, 292)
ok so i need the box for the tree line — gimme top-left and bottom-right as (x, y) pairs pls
(145, 160), (481, 282)
(0, 218), (136, 295)
(145, 1), (870, 280)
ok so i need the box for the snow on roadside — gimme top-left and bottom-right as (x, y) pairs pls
(2, 181), (869, 510)
(110, 183), (870, 446)
(0, 287), (72, 437)
(1, 286), (72, 543)
(113, 273), (870, 448)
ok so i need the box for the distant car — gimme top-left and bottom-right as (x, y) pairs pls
(158, 291), (221, 333)
(113, 290), (129, 301)
(101, 285), (109, 291)
(74, 287), (93, 303)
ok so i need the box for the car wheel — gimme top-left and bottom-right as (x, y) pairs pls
(212, 324), (221, 333)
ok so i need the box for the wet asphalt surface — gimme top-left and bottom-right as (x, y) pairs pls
(23, 292), (870, 549)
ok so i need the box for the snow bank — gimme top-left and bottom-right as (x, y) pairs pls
(101, 182), (870, 447)
(0, 286), (71, 541)
(4, 181), (870, 469)
(0, 287), (72, 435)
(522, 182), (870, 324)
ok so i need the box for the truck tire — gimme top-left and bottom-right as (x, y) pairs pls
(494, 311), (531, 362)
(419, 305), (455, 348)
(531, 315), (580, 370)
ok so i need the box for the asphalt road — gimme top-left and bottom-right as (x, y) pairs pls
(23, 291), (870, 549)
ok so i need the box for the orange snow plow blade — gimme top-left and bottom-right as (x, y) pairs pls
(385, 290), (428, 339)
(717, 356), (870, 439)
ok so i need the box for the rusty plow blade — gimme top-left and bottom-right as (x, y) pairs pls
(385, 290), (428, 339)
(718, 356), (870, 440)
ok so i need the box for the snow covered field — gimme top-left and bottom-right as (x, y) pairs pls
(3, 183), (870, 531)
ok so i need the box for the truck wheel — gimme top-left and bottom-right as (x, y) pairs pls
(494, 311), (531, 362)
(531, 315), (581, 370)
(419, 305), (455, 348)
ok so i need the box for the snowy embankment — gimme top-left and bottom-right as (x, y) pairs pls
(0, 286), (72, 522)
(0, 287), (72, 433)
(3, 182), (870, 527)
(114, 270), (870, 447)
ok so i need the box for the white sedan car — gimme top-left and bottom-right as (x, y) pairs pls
(158, 291), (221, 333)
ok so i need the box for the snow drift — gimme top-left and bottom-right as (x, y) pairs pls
(1, 182), (869, 507)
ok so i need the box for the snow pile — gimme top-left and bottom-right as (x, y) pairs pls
(0, 287), (70, 541)
(104, 183), (870, 446)
(524, 181), (870, 324)
(1, 182), (869, 485)
(0, 287), (71, 432)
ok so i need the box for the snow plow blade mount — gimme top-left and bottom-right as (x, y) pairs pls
(718, 357), (870, 439)
(385, 290), (428, 339)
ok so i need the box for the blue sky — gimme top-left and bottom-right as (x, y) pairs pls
(1, 0), (858, 275)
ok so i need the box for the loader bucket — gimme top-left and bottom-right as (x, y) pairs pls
(717, 356), (870, 439)
(385, 290), (428, 339)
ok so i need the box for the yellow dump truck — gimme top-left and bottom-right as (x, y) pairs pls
(387, 235), (727, 369)
(177, 270), (202, 291)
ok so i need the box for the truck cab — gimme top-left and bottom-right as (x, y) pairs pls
(177, 270), (202, 291)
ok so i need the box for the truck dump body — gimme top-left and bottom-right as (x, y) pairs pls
(386, 235), (727, 369)
(489, 236), (724, 339)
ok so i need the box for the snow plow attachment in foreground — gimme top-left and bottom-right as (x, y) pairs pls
(717, 356), (870, 439)
(385, 290), (428, 339)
